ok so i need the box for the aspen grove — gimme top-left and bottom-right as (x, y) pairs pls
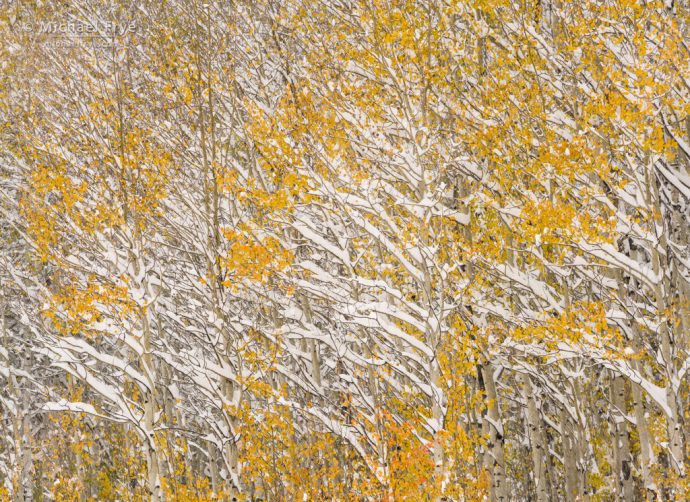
(2, 0), (690, 500)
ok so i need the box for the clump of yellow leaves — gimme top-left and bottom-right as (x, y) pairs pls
(221, 225), (291, 288)
(511, 301), (624, 353)
(42, 276), (134, 337)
